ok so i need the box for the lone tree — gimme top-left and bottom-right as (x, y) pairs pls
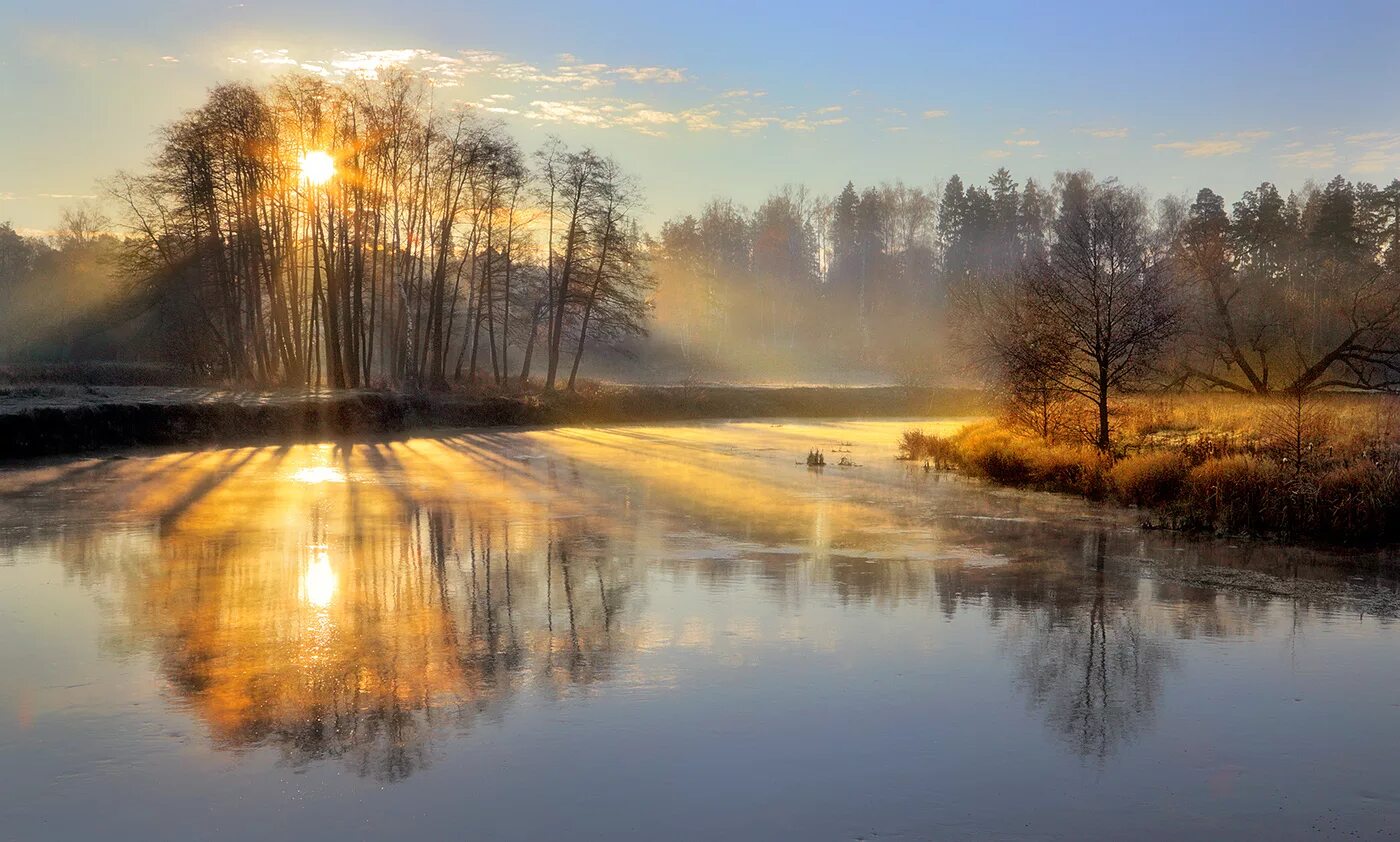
(974, 174), (1177, 450)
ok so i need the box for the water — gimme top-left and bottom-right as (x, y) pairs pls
(1, 419), (1398, 840)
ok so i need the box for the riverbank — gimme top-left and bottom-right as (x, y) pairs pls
(0, 382), (982, 461)
(900, 393), (1400, 546)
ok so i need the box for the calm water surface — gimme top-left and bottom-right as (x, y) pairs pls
(1, 419), (1399, 840)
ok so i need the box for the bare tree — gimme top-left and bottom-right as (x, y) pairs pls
(969, 175), (1177, 450)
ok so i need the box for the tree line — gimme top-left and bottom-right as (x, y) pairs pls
(651, 169), (1400, 446)
(4, 79), (1399, 413)
(649, 170), (1066, 380)
(100, 71), (652, 389)
(961, 172), (1400, 448)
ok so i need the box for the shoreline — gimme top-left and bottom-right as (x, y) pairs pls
(0, 384), (982, 462)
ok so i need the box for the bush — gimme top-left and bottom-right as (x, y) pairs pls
(1112, 451), (1189, 508)
(898, 428), (961, 470)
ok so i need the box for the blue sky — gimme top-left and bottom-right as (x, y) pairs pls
(3, 0), (1399, 232)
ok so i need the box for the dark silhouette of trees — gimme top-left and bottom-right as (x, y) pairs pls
(1174, 176), (1400, 394)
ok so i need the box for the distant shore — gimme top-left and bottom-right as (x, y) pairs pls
(0, 383), (983, 461)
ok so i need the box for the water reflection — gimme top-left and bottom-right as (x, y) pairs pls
(1003, 532), (1173, 762)
(0, 421), (1395, 781)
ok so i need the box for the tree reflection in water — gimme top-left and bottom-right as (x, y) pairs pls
(1003, 531), (1173, 762)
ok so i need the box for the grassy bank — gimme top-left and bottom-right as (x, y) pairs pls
(900, 393), (1400, 545)
(0, 382), (983, 461)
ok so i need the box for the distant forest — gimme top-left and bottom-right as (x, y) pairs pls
(1, 70), (1398, 392)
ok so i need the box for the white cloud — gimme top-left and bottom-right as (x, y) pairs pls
(922, 109), (949, 119)
(1004, 139), (1040, 147)
(982, 149), (1012, 159)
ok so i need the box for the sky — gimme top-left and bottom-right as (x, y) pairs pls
(2, 0), (1399, 234)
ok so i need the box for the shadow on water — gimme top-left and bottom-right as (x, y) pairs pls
(0, 419), (1395, 779)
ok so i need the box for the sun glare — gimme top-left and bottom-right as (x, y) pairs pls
(299, 150), (336, 185)
(290, 465), (345, 484)
(300, 549), (338, 609)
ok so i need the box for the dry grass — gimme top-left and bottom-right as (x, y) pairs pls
(916, 392), (1400, 545)
(1111, 450), (1189, 508)
(949, 423), (1109, 497)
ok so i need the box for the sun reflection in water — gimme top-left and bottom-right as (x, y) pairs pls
(290, 466), (345, 484)
(300, 547), (337, 609)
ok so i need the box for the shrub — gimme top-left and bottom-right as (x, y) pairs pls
(1112, 451), (1189, 508)
(898, 428), (958, 468)
(898, 429), (935, 461)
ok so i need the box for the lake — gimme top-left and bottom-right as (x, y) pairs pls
(1, 419), (1398, 840)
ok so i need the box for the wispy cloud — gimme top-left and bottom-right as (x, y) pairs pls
(1154, 138), (1247, 157)
(238, 47), (687, 90)
(727, 110), (848, 134)
(230, 45), (843, 139)
(1346, 132), (1400, 174)
(1078, 126), (1129, 139)
(1154, 130), (1270, 158)
(1276, 143), (1338, 169)
(982, 149), (1012, 159)
(922, 109), (949, 119)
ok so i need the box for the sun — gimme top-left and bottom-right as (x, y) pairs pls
(299, 150), (336, 185)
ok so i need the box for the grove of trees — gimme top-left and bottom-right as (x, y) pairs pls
(100, 71), (653, 389)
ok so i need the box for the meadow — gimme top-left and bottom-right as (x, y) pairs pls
(900, 393), (1400, 545)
